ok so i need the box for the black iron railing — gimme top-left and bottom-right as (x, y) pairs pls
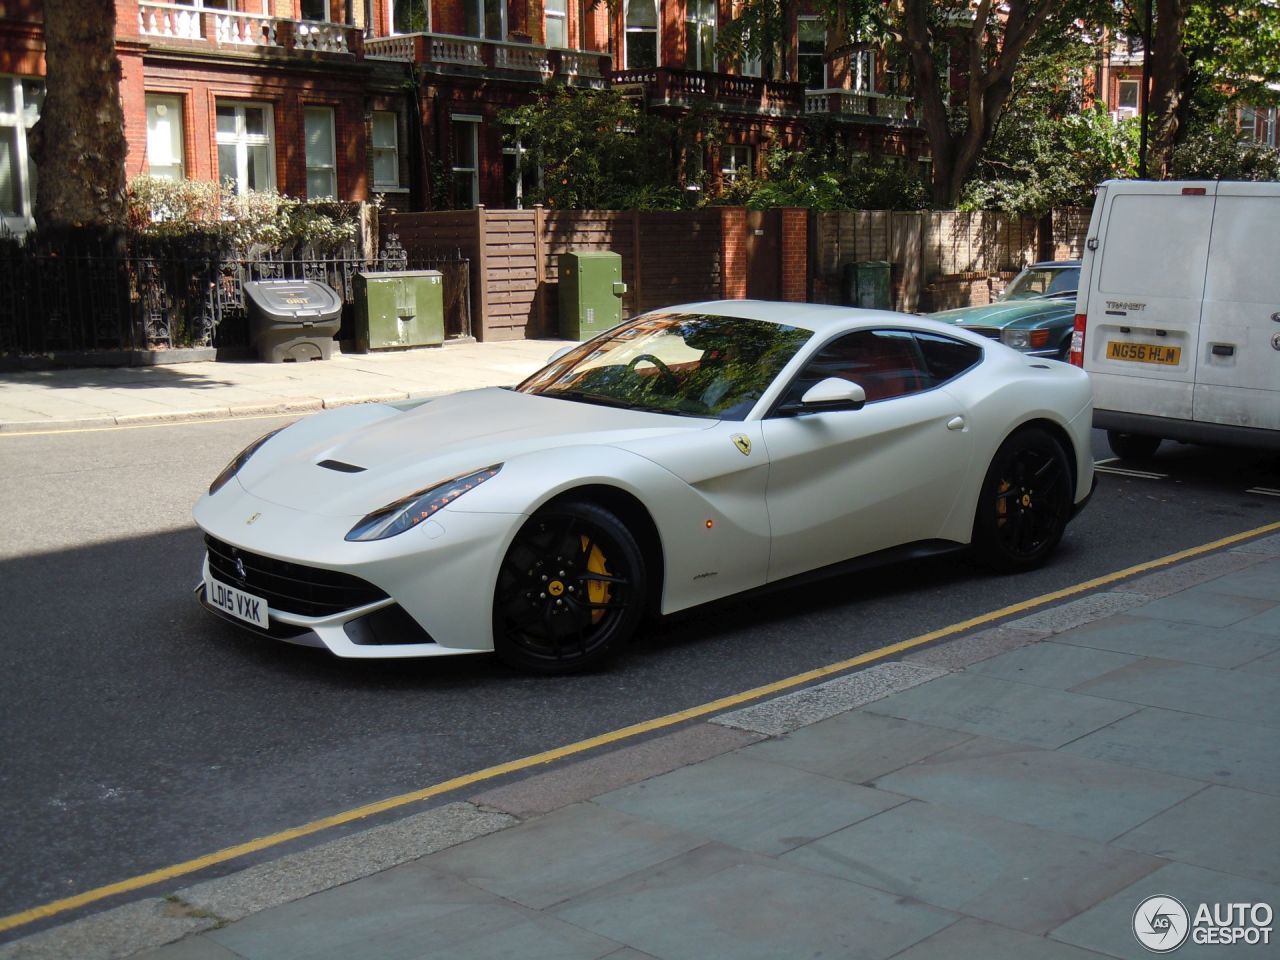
(0, 239), (471, 356)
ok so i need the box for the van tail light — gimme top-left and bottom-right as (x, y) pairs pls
(1069, 314), (1087, 367)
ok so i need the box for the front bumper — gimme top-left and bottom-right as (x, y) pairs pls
(193, 481), (525, 658)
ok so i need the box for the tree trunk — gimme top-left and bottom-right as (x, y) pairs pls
(29, 0), (128, 248)
(1147, 0), (1190, 178)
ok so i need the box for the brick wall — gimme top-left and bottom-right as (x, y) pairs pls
(779, 207), (807, 302)
(720, 207), (747, 299)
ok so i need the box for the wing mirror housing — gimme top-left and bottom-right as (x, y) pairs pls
(547, 345), (576, 364)
(799, 377), (866, 412)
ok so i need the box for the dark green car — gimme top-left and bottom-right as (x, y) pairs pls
(929, 260), (1080, 361)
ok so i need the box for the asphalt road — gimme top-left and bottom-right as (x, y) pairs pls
(1, 415), (1277, 934)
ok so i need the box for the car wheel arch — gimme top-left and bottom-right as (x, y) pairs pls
(538, 484), (666, 619)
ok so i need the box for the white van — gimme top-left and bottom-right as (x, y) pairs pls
(1070, 179), (1280, 458)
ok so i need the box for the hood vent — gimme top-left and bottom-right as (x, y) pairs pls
(317, 459), (367, 474)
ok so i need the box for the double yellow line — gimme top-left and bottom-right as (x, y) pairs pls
(3, 518), (1278, 936)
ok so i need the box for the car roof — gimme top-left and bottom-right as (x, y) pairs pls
(641, 300), (994, 342)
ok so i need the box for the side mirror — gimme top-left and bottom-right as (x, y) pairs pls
(547, 345), (576, 364)
(800, 377), (866, 411)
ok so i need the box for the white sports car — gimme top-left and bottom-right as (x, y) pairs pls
(194, 301), (1094, 672)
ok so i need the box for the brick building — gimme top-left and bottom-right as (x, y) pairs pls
(1, 0), (922, 232)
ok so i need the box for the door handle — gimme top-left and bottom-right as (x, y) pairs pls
(1211, 344), (1235, 357)
(946, 416), (965, 431)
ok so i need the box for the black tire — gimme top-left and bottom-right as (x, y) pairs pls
(972, 427), (1074, 572)
(493, 500), (647, 674)
(1107, 430), (1162, 461)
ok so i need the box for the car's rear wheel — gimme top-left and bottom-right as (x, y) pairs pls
(973, 427), (1073, 572)
(1107, 430), (1162, 461)
(493, 501), (647, 674)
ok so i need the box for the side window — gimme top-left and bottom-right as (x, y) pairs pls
(914, 332), (981, 385)
(777, 329), (932, 410)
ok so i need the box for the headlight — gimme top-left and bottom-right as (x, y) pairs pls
(1001, 329), (1031, 350)
(345, 465), (503, 542)
(209, 427), (287, 495)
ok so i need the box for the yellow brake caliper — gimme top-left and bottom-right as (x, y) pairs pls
(996, 479), (1011, 528)
(581, 535), (611, 625)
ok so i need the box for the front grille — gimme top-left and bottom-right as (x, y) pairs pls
(964, 326), (1003, 341)
(205, 535), (388, 618)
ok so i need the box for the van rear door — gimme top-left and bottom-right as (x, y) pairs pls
(1085, 183), (1215, 422)
(1194, 182), (1280, 432)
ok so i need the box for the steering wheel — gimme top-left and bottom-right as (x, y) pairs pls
(625, 353), (678, 392)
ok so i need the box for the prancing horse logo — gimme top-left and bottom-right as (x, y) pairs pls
(246, 512), (261, 525)
(731, 434), (752, 456)
(234, 557), (247, 581)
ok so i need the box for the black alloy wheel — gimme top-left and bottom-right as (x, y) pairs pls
(973, 427), (1074, 572)
(493, 500), (647, 673)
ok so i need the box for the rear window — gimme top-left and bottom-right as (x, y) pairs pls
(915, 332), (982, 384)
(1098, 194), (1213, 300)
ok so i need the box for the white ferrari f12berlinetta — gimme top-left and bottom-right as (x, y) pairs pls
(194, 301), (1094, 672)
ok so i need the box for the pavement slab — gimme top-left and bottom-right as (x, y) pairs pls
(1050, 861), (1280, 960)
(779, 799), (1163, 935)
(1125, 588), (1276, 628)
(1071, 658), (1280, 729)
(1113, 785), (1280, 885)
(889, 917), (1114, 960)
(553, 843), (955, 960)
(1003, 592), (1150, 634)
(1062, 706), (1280, 796)
(1051, 614), (1280, 669)
(903, 625), (1049, 670)
(736, 710), (973, 785)
(965, 640), (1141, 690)
(863, 671), (1140, 748)
(593, 751), (907, 855)
(1120, 551), (1268, 598)
(872, 737), (1204, 843)
(420, 802), (707, 911)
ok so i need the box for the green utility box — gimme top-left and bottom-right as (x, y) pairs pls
(558, 251), (627, 340)
(353, 270), (445, 352)
(840, 260), (893, 310)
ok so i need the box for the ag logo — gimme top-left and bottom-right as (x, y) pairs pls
(1133, 895), (1190, 953)
(731, 434), (752, 456)
(246, 512), (261, 525)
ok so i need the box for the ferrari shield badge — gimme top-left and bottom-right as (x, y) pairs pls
(731, 434), (752, 456)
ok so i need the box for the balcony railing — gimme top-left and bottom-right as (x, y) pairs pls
(804, 88), (915, 124)
(137, 2), (359, 55)
(611, 67), (805, 115)
(365, 33), (608, 83)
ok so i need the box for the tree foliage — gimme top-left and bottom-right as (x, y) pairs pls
(1169, 123), (1280, 181)
(500, 88), (717, 209)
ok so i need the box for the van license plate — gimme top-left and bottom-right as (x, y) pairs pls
(1106, 341), (1181, 365)
(205, 573), (270, 629)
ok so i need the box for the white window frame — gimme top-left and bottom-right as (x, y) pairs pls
(545, 0), (568, 48)
(852, 48), (875, 93)
(451, 114), (481, 209)
(624, 0), (659, 68)
(797, 16), (826, 90)
(685, 0), (716, 72)
(0, 76), (43, 233)
(145, 93), (185, 181)
(503, 141), (541, 208)
(304, 106), (337, 199)
(371, 110), (401, 191)
(1116, 78), (1140, 118)
(215, 101), (276, 195)
(721, 143), (752, 182)
(465, 0), (505, 39)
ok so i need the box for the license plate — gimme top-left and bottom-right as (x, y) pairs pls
(205, 573), (270, 629)
(1106, 341), (1181, 365)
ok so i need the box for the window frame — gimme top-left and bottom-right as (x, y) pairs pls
(390, 0), (429, 34)
(0, 76), (43, 232)
(370, 110), (401, 191)
(303, 106), (337, 200)
(720, 143), (753, 183)
(545, 0), (568, 48)
(215, 100), (276, 195)
(624, 0), (659, 68)
(797, 16), (827, 90)
(450, 114), (481, 209)
(685, 0), (716, 71)
(1116, 78), (1140, 116)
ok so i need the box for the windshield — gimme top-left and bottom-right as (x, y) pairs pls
(1001, 266), (1079, 301)
(516, 313), (812, 420)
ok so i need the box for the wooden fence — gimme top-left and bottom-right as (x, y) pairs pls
(384, 206), (1091, 339)
(384, 207), (724, 340)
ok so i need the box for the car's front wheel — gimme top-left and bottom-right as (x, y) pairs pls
(493, 500), (647, 674)
(972, 427), (1074, 572)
